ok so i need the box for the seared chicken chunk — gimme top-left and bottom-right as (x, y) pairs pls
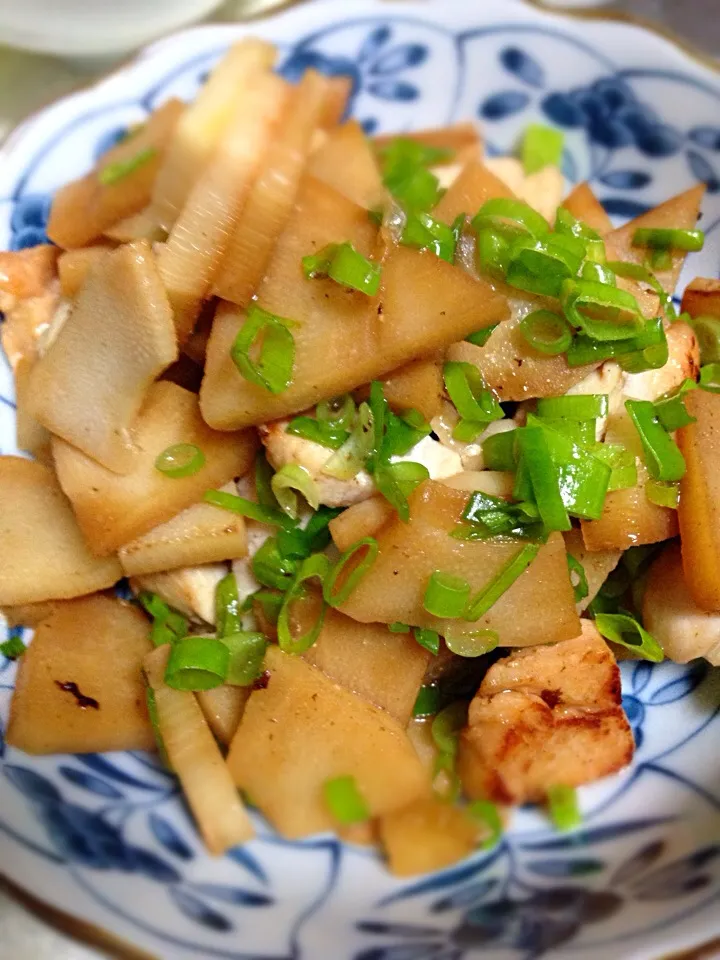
(0, 246), (61, 371)
(643, 542), (720, 665)
(458, 621), (634, 804)
(131, 563), (228, 625)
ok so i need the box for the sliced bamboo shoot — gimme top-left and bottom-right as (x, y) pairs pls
(562, 182), (613, 235)
(145, 645), (254, 853)
(308, 120), (386, 210)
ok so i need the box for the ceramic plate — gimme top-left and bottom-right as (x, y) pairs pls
(2, 2), (720, 957)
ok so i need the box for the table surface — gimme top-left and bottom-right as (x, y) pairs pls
(0, 0), (717, 957)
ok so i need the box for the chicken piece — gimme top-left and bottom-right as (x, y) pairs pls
(566, 360), (625, 439)
(0, 246), (61, 371)
(643, 542), (720, 665)
(260, 420), (461, 508)
(131, 563), (227, 625)
(623, 321), (699, 403)
(484, 157), (565, 223)
(458, 620), (634, 804)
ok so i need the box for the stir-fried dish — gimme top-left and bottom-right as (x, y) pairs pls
(2, 39), (720, 876)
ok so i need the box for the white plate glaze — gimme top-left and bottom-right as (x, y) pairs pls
(2, 2), (720, 958)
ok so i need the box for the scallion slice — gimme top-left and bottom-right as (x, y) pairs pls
(653, 380), (697, 432)
(164, 635), (229, 691)
(286, 416), (350, 450)
(476, 228), (511, 280)
(402, 211), (456, 262)
(303, 241), (381, 295)
(139, 592), (188, 647)
(431, 701), (467, 757)
(444, 361), (503, 436)
(464, 543), (541, 621)
(632, 227), (704, 253)
(516, 427), (570, 531)
(566, 554), (589, 603)
(317, 394), (356, 430)
(231, 304), (296, 394)
(506, 234), (586, 298)
(561, 279), (643, 342)
(606, 260), (676, 319)
(271, 464), (320, 518)
(444, 626), (499, 658)
(521, 123), (564, 174)
(481, 430), (517, 472)
(469, 799), (503, 849)
(581, 260), (616, 285)
(99, 146), (156, 186)
(537, 394), (608, 421)
(625, 399), (686, 482)
(324, 537), (379, 607)
(389, 621), (410, 633)
(388, 164), (441, 212)
(323, 775), (370, 825)
(594, 611), (664, 662)
(222, 631), (267, 685)
(374, 460), (429, 522)
(547, 784), (581, 832)
(216, 572), (241, 639)
(423, 571), (471, 618)
(646, 480), (680, 509)
(414, 627), (441, 656)
(382, 409), (431, 459)
(413, 683), (441, 717)
(465, 324), (499, 348)
(155, 443), (205, 479)
(204, 489), (294, 530)
(472, 198), (549, 241)
(252, 537), (299, 591)
(0, 635), (25, 660)
(699, 363), (720, 393)
(519, 309), (573, 356)
(277, 553), (331, 655)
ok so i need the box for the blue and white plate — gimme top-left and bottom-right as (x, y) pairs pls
(2, 2), (720, 957)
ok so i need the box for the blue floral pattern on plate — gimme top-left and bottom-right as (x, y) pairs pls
(1, 1), (720, 957)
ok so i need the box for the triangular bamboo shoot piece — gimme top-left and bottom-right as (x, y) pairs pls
(433, 160), (514, 225)
(7, 596), (154, 754)
(53, 381), (257, 555)
(213, 69), (337, 307)
(308, 120), (386, 210)
(562, 181), (613, 235)
(29, 241), (177, 473)
(0, 457), (122, 605)
(158, 70), (288, 341)
(46, 98), (184, 249)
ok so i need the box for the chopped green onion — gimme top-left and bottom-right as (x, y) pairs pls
(250, 589), (283, 626)
(231, 303), (296, 394)
(506, 234), (586, 299)
(468, 799), (503, 849)
(472, 198), (549, 241)
(0, 635), (25, 659)
(402, 211), (456, 262)
(374, 460), (429, 522)
(561, 279), (644, 342)
(255, 451), (279, 509)
(699, 363), (720, 393)
(286, 416), (350, 450)
(646, 480), (680, 509)
(302, 244), (336, 278)
(381, 409), (431, 459)
(323, 401), (373, 480)
(99, 146), (156, 186)
(139, 592), (188, 647)
(481, 430), (517, 472)
(581, 260), (616, 285)
(606, 260), (676, 319)
(271, 464), (320, 518)
(252, 537), (298, 591)
(379, 137), (453, 172)
(519, 309), (573, 355)
(444, 361), (503, 439)
(431, 701), (467, 757)
(144, 684), (171, 769)
(466, 324), (498, 348)
(413, 683), (441, 717)
(216, 572), (241, 638)
(222, 631), (267, 685)
(387, 164), (441, 212)
(389, 621), (410, 633)
(625, 399), (686, 482)
(330, 243), (381, 296)
(323, 775), (369, 825)
(547, 784), (581, 832)
(566, 316), (668, 370)
(444, 626), (499, 658)
(277, 553), (331, 655)
(554, 207), (602, 244)
(594, 611), (664, 662)
(516, 427), (570, 531)
(632, 228), (704, 253)
(203, 489), (294, 530)
(566, 554), (589, 603)
(653, 380), (697, 432)
(464, 543), (541, 621)
(521, 123), (564, 174)
(317, 394), (356, 430)
(476, 228), (511, 280)
(537, 395), (608, 421)
(155, 443), (205, 479)
(164, 635), (229, 691)
(366, 381), (388, 475)
(324, 537), (379, 607)
(688, 315), (720, 364)
(649, 248), (673, 270)
(423, 571), (471, 618)
(300, 505), (343, 555)
(591, 443), (638, 491)
(414, 628), (441, 656)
